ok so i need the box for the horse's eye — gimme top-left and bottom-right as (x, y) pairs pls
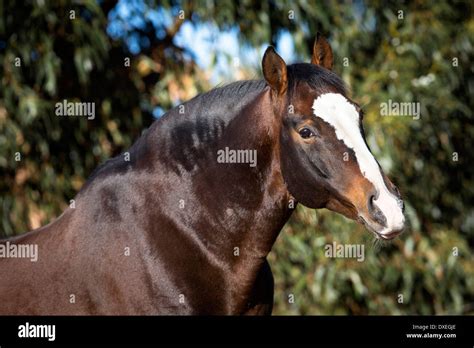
(299, 127), (315, 139)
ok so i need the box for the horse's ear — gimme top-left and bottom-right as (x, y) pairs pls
(262, 46), (287, 95)
(311, 32), (333, 70)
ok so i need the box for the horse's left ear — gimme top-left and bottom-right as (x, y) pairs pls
(311, 32), (333, 70)
(262, 46), (288, 95)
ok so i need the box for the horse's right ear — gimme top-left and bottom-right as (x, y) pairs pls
(262, 46), (287, 95)
(311, 32), (333, 70)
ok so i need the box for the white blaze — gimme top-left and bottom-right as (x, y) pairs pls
(312, 93), (405, 235)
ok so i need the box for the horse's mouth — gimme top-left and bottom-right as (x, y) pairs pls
(357, 215), (403, 240)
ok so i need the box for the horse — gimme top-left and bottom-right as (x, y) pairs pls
(0, 33), (405, 315)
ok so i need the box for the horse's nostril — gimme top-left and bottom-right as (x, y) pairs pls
(368, 194), (375, 210)
(394, 185), (401, 197)
(399, 198), (405, 213)
(367, 194), (387, 227)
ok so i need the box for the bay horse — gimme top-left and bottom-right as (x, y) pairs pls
(0, 34), (405, 315)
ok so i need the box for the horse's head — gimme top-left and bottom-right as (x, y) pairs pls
(262, 34), (405, 240)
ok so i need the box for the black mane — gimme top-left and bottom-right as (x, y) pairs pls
(185, 79), (268, 113)
(180, 63), (347, 113)
(81, 63), (347, 185)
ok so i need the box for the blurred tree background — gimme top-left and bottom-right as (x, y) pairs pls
(0, 0), (473, 314)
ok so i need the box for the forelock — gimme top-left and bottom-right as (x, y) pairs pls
(287, 63), (347, 98)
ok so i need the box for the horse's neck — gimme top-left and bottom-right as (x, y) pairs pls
(71, 88), (292, 284)
(156, 89), (293, 270)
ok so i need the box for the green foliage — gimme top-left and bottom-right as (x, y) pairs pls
(0, 0), (472, 314)
(0, 0), (206, 235)
(269, 206), (474, 314)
